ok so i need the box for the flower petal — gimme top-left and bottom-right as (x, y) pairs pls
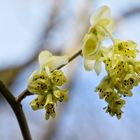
(30, 95), (46, 111)
(46, 55), (69, 71)
(84, 59), (95, 71)
(90, 5), (115, 32)
(53, 89), (68, 102)
(39, 50), (69, 71)
(39, 50), (52, 67)
(27, 70), (39, 84)
(94, 61), (102, 75)
(90, 6), (110, 25)
(82, 33), (99, 59)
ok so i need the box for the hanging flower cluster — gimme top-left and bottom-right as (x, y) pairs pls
(27, 51), (68, 120)
(82, 6), (140, 119)
(27, 5), (140, 120)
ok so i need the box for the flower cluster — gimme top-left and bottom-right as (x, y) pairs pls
(27, 51), (68, 120)
(96, 76), (125, 119)
(82, 5), (115, 75)
(82, 6), (140, 119)
(96, 40), (140, 119)
(27, 5), (140, 120)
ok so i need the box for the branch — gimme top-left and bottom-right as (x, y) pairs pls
(0, 80), (32, 140)
(16, 49), (82, 103)
(57, 49), (82, 69)
(16, 89), (33, 103)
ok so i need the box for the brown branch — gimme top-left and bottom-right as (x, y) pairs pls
(16, 49), (82, 103)
(16, 90), (33, 103)
(57, 49), (82, 69)
(0, 80), (32, 140)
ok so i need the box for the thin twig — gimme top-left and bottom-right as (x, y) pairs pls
(0, 80), (32, 140)
(16, 49), (82, 103)
(16, 90), (33, 103)
(57, 49), (82, 69)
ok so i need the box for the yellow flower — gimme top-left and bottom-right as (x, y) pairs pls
(105, 90), (120, 103)
(89, 5), (115, 34)
(113, 78), (133, 97)
(82, 6), (115, 75)
(109, 59), (128, 77)
(28, 69), (68, 120)
(96, 75), (126, 119)
(123, 73), (140, 88)
(95, 38), (140, 119)
(96, 76), (113, 99)
(30, 95), (46, 110)
(83, 46), (110, 74)
(114, 40), (138, 58)
(83, 6), (115, 58)
(105, 105), (124, 119)
(27, 50), (69, 120)
(50, 70), (67, 86)
(53, 89), (68, 102)
(28, 70), (51, 95)
(106, 97), (125, 119)
(82, 33), (99, 60)
(82, 5), (140, 119)
(45, 94), (56, 120)
(39, 50), (68, 72)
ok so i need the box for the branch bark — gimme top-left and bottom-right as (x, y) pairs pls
(0, 80), (32, 140)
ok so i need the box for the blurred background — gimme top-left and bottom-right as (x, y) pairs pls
(0, 0), (140, 140)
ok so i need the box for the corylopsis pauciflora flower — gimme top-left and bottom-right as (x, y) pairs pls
(83, 5), (140, 119)
(28, 51), (68, 120)
(82, 5), (115, 75)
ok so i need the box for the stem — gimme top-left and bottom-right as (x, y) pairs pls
(16, 90), (33, 103)
(0, 80), (32, 140)
(57, 49), (82, 69)
(16, 49), (82, 103)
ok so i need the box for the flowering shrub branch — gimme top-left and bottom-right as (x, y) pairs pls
(1, 5), (140, 139)
(16, 49), (82, 103)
